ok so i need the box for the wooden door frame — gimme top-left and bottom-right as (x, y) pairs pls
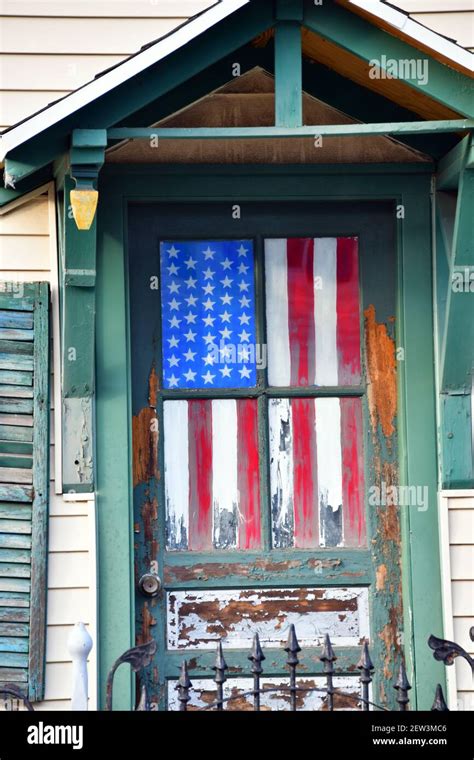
(95, 163), (442, 709)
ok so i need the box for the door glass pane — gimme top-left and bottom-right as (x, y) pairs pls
(264, 237), (361, 387)
(164, 399), (261, 551)
(269, 396), (366, 548)
(160, 240), (257, 389)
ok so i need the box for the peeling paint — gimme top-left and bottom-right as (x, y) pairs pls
(163, 556), (344, 584)
(364, 304), (397, 440)
(376, 564), (388, 591)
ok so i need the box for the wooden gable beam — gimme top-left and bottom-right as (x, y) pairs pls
(274, 0), (303, 128)
(303, 1), (474, 118)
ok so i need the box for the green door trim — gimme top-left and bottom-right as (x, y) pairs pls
(95, 165), (442, 710)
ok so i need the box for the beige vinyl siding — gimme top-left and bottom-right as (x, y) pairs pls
(0, 186), (98, 709)
(439, 491), (474, 711)
(0, 0), (215, 129)
(394, 1), (474, 50)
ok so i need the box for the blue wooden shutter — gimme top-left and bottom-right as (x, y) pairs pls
(0, 283), (49, 701)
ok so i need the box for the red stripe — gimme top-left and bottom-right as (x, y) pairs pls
(336, 238), (361, 385)
(292, 398), (318, 548)
(188, 400), (213, 551)
(340, 397), (366, 546)
(237, 399), (261, 549)
(287, 239), (315, 387)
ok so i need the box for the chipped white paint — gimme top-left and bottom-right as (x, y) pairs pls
(269, 397), (294, 548)
(264, 239), (291, 386)
(314, 238), (338, 386)
(164, 400), (189, 549)
(212, 399), (238, 549)
(315, 397), (343, 545)
(167, 587), (370, 650)
(168, 676), (363, 711)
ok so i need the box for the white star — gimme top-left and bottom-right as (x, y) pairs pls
(238, 347), (251, 362)
(203, 267), (215, 280)
(221, 258), (233, 270)
(184, 348), (196, 362)
(239, 366), (252, 379)
(202, 371), (215, 385)
(185, 276), (197, 289)
(203, 332), (216, 346)
(183, 369), (197, 382)
(237, 244), (248, 257)
(220, 311), (232, 323)
(184, 312), (197, 324)
(220, 366), (233, 378)
(220, 346), (232, 360)
(203, 298), (215, 311)
(238, 263), (249, 275)
(203, 314), (216, 327)
(185, 294), (198, 307)
(203, 246), (215, 260)
(168, 355), (180, 368)
(169, 316), (181, 329)
(239, 295), (250, 308)
(184, 329), (196, 342)
(167, 335), (179, 348)
(220, 327), (232, 340)
(168, 374), (179, 388)
(220, 293), (233, 305)
(239, 312), (251, 325)
(220, 276), (233, 289)
(185, 256), (197, 269)
(168, 281), (181, 294)
(203, 354), (216, 366)
(168, 298), (181, 311)
(239, 330), (251, 342)
(202, 283), (215, 295)
(167, 263), (179, 276)
(167, 245), (180, 258)
(239, 281), (250, 292)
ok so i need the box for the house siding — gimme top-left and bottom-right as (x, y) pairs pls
(439, 491), (474, 711)
(0, 187), (98, 708)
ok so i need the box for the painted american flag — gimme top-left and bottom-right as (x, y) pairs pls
(160, 240), (257, 390)
(265, 237), (361, 387)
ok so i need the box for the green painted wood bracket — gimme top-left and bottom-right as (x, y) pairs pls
(61, 175), (97, 492)
(437, 136), (470, 190)
(440, 392), (473, 489)
(303, 1), (474, 118)
(440, 135), (474, 393)
(108, 120), (474, 141)
(275, 0), (304, 23)
(70, 129), (106, 190)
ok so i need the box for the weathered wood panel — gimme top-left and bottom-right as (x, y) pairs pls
(168, 675), (362, 711)
(167, 587), (370, 650)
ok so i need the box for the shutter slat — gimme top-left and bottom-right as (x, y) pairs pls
(0, 283), (49, 701)
(0, 371), (32, 387)
(0, 399), (34, 414)
(0, 484), (33, 501)
(0, 427), (33, 444)
(0, 468), (33, 485)
(0, 623), (29, 636)
(0, 504), (32, 520)
(0, 520), (31, 535)
(0, 637), (29, 653)
(0, 668), (28, 684)
(0, 312), (34, 330)
(0, 608), (29, 623)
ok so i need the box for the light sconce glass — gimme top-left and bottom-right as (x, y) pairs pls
(70, 189), (98, 230)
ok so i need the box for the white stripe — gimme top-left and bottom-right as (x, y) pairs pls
(265, 239), (291, 386)
(164, 400), (189, 550)
(315, 398), (343, 544)
(269, 397), (294, 548)
(314, 238), (338, 386)
(212, 399), (239, 549)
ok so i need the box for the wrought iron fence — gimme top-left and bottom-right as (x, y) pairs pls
(106, 625), (463, 712)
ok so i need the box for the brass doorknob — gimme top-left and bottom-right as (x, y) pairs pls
(138, 573), (162, 598)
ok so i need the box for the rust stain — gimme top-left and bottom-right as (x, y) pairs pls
(376, 564), (388, 591)
(148, 365), (159, 408)
(164, 557), (342, 584)
(364, 304), (397, 440)
(132, 365), (160, 487)
(141, 496), (158, 546)
(378, 606), (402, 680)
(137, 602), (156, 647)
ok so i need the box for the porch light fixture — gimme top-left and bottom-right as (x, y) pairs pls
(70, 188), (99, 231)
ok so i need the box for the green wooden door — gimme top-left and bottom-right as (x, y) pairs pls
(129, 201), (401, 710)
